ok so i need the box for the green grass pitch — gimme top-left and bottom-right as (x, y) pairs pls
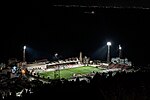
(39, 66), (104, 79)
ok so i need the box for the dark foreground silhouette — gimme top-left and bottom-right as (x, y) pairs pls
(1, 69), (150, 100)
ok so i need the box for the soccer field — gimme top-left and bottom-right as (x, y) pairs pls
(39, 66), (104, 79)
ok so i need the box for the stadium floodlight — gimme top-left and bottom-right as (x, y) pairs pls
(107, 42), (111, 63)
(107, 42), (111, 46)
(55, 53), (58, 58)
(23, 45), (26, 62)
(119, 44), (122, 50)
(23, 45), (26, 50)
(119, 44), (122, 58)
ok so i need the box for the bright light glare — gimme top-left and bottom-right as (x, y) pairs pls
(107, 42), (111, 46)
(119, 45), (122, 50)
(23, 46), (26, 50)
(55, 53), (58, 57)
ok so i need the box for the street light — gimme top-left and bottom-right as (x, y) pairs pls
(107, 42), (111, 63)
(119, 44), (122, 58)
(23, 46), (26, 62)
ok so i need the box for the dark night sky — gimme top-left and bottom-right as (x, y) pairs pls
(1, 1), (150, 66)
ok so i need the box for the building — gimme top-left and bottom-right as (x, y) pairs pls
(111, 57), (132, 66)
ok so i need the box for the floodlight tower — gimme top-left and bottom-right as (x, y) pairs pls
(23, 46), (26, 62)
(54, 53), (60, 79)
(107, 42), (111, 63)
(119, 44), (122, 58)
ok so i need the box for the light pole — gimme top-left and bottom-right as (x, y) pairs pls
(23, 46), (26, 62)
(54, 53), (60, 79)
(55, 53), (58, 59)
(119, 44), (122, 58)
(107, 42), (111, 63)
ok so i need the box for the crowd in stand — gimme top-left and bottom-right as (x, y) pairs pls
(0, 68), (150, 100)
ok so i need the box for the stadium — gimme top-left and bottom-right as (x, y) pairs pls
(26, 52), (131, 80)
